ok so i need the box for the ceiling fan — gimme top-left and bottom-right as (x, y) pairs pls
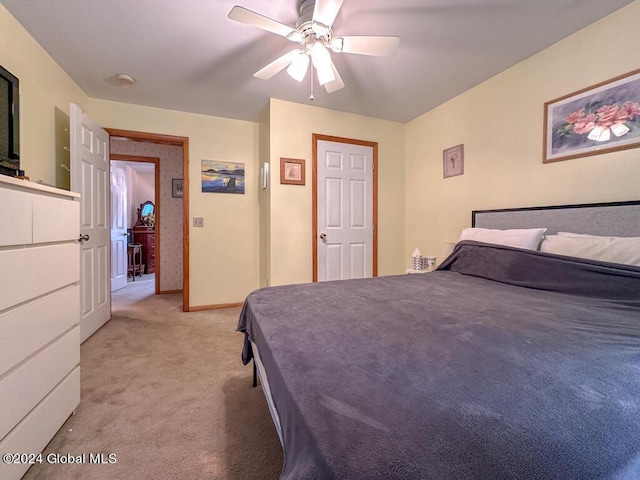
(228, 0), (400, 94)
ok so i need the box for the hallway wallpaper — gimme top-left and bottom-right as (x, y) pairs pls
(111, 139), (183, 293)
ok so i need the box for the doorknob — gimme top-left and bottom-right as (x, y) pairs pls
(78, 234), (90, 242)
(319, 232), (327, 240)
(121, 232), (129, 236)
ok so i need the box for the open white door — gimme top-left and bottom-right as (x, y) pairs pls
(70, 103), (111, 343)
(316, 138), (375, 281)
(110, 164), (128, 291)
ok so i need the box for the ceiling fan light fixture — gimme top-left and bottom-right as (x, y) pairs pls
(310, 43), (335, 85)
(228, 0), (400, 94)
(287, 52), (310, 82)
(315, 63), (335, 85)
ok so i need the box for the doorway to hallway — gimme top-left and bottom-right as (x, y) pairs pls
(106, 128), (190, 312)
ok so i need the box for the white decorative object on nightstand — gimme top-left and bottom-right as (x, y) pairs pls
(406, 268), (430, 274)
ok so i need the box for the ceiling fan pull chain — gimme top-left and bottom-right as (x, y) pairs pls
(310, 62), (315, 101)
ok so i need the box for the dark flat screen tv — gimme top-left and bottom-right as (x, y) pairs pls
(0, 65), (20, 177)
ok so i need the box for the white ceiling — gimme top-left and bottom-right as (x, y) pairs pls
(2, 0), (634, 123)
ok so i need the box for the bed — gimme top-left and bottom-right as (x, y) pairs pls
(238, 200), (640, 480)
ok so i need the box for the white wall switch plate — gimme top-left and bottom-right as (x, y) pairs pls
(193, 217), (204, 227)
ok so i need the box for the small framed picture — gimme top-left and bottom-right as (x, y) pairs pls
(172, 178), (184, 198)
(280, 158), (305, 185)
(443, 144), (464, 178)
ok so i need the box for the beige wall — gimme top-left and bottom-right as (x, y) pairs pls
(0, 4), (88, 186)
(89, 99), (260, 307)
(267, 99), (406, 286)
(258, 105), (271, 288)
(405, 1), (640, 261)
(6, 0), (637, 306)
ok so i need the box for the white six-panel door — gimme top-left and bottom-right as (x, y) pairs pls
(110, 164), (128, 292)
(70, 103), (111, 343)
(316, 137), (375, 282)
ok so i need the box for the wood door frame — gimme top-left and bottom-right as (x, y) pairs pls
(312, 133), (378, 282)
(105, 128), (190, 312)
(110, 154), (160, 294)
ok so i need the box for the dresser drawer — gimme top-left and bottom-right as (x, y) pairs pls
(0, 327), (79, 440)
(0, 367), (80, 480)
(0, 286), (79, 377)
(0, 188), (33, 246)
(33, 195), (80, 243)
(0, 244), (80, 311)
(133, 230), (156, 274)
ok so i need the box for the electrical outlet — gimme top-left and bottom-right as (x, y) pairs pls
(193, 217), (204, 227)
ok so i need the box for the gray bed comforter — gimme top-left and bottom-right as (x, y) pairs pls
(238, 241), (640, 479)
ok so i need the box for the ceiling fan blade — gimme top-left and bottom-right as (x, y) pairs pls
(254, 49), (300, 80)
(335, 36), (400, 57)
(229, 6), (297, 39)
(324, 60), (345, 93)
(312, 0), (344, 28)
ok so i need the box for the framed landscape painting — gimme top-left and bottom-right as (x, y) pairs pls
(201, 160), (245, 194)
(544, 68), (640, 163)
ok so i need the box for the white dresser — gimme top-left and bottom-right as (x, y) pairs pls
(0, 177), (81, 480)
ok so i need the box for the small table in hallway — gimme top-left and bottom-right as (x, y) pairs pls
(127, 243), (144, 280)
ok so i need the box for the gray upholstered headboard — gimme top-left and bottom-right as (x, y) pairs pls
(472, 200), (640, 237)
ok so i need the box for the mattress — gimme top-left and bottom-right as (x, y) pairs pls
(238, 241), (640, 479)
(250, 340), (283, 445)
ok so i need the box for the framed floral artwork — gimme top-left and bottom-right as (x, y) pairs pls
(443, 144), (464, 178)
(543, 68), (640, 163)
(280, 158), (305, 185)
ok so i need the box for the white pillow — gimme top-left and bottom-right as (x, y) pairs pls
(458, 227), (547, 251)
(540, 233), (640, 267)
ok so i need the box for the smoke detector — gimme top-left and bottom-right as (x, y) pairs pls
(115, 73), (136, 86)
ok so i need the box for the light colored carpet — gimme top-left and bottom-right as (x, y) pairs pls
(22, 280), (283, 479)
